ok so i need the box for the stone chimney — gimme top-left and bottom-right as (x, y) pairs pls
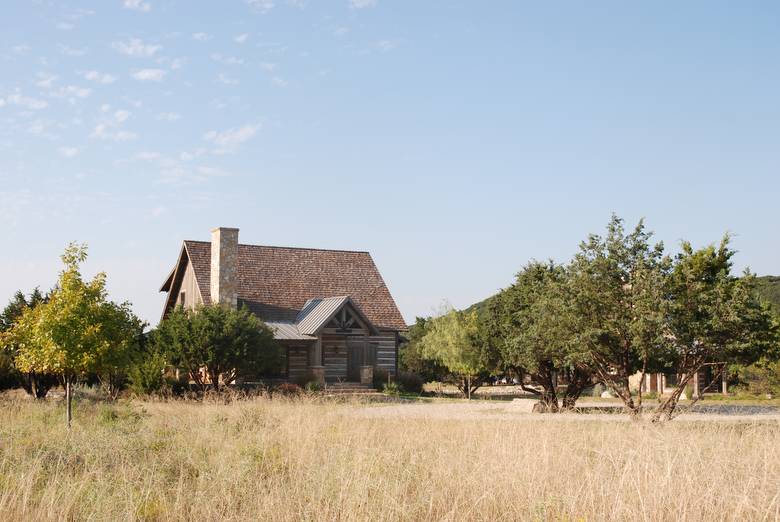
(210, 227), (239, 307)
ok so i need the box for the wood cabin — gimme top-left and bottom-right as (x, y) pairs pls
(159, 227), (407, 385)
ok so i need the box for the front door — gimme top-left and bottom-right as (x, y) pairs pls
(347, 341), (362, 381)
(346, 340), (377, 382)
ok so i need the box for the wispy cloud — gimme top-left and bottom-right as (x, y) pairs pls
(349, 0), (377, 8)
(58, 146), (79, 158)
(35, 73), (58, 88)
(211, 53), (245, 66)
(203, 124), (259, 153)
(91, 123), (136, 142)
(132, 68), (166, 82)
(114, 110), (131, 123)
(234, 33), (249, 44)
(157, 112), (181, 122)
(271, 76), (288, 88)
(4, 93), (48, 110)
(58, 44), (87, 56)
(192, 32), (212, 42)
(245, 0), (275, 14)
(217, 73), (239, 85)
(376, 39), (399, 52)
(123, 0), (152, 12)
(50, 85), (92, 100)
(136, 151), (229, 185)
(260, 62), (277, 72)
(83, 70), (117, 84)
(112, 38), (161, 57)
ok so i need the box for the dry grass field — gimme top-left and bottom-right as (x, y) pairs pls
(2, 394), (780, 521)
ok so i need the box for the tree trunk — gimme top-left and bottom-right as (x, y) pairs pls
(466, 375), (471, 400)
(65, 375), (73, 430)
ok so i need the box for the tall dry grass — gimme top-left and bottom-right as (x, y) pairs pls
(1, 394), (779, 521)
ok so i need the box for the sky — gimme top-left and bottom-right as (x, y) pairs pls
(1, 1), (779, 327)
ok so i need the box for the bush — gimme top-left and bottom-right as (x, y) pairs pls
(383, 381), (401, 396)
(396, 371), (424, 394)
(294, 371), (317, 388)
(373, 367), (389, 389)
(0, 352), (18, 390)
(304, 380), (323, 393)
(737, 362), (780, 396)
(275, 383), (303, 396)
(127, 351), (168, 396)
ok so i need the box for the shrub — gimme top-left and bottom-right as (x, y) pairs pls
(373, 367), (389, 389)
(304, 380), (323, 393)
(0, 352), (18, 390)
(383, 381), (401, 396)
(275, 383), (303, 396)
(294, 371), (317, 388)
(127, 351), (168, 396)
(396, 371), (424, 394)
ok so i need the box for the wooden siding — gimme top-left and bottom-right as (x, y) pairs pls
(175, 261), (202, 310)
(322, 331), (397, 381)
(287, 346), (309, 382)
(372, 330), (397, 374)
(322, 334), (348, 381)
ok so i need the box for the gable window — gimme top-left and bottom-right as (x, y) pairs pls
(179, 291), (186, 308)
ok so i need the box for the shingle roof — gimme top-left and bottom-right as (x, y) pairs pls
(180, 240), (406, 330)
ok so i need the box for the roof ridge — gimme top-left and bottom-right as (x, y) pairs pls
(183, 239), (369, 255)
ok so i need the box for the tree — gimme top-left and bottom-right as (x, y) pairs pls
(652, 238), (779, 421)
(419, 307), (488, 399)
(152, 303), (282, 393)
(484, 261), (596, 412)
(566, 215), (670, 415)
(0, 288), (58, 398)
(91, 301), (145, 399)
(5, 243), (142, 427)
(399, 317), (449, 383)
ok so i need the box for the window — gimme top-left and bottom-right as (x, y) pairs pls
(179, 291), (186, 308)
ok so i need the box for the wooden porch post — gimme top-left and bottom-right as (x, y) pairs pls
(310, 336), (325, 385)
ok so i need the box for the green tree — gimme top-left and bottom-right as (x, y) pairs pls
(483, 261), (596, 412)
(152, 303), (282, 393)
(0, 288), (58, 397)
(419, 307), (487, 399)
(92, 301), (145, 399)
(398, 317), (448, 383)
(653, 238), (779, 421)
(566, 215), (670, 415)
(5, 243), (142, 427)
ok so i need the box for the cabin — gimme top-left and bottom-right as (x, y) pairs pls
(159, 227), (406, 385)
(636, 365), (729, 398)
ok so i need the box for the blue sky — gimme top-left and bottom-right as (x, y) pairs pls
(1, 1), (779, 327)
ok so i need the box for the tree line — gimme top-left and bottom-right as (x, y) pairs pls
(0, 243), (282, 428)
(401, 215), (779, 420)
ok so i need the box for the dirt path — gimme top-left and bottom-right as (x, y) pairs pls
(350, 400), (780, 423)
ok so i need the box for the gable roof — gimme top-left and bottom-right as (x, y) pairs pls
(172, 240), (406, 330)
(296, 296), (378, 335)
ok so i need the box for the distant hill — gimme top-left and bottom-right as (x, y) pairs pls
(465, 275), (780, 317)
(755, 276), (780, 315)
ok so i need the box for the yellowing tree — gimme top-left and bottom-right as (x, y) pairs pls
(420, 307), (487, 399)
(6, 243), (142, 428)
